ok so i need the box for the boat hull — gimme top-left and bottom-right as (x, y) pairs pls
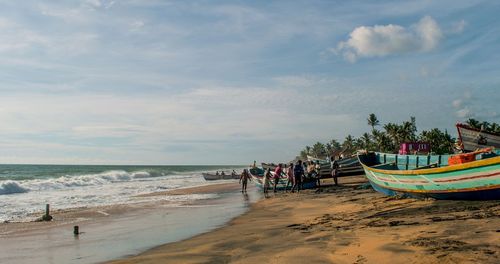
(359, 152), (500, 200)
(366, 177), (500, 200)
(202, 173), (239, 181)
(457, 123), (500, 152)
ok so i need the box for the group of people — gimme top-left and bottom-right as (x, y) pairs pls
(239, 157), (340, 193)
(215, 171), (225, 176)
(215, 170), (237, 176)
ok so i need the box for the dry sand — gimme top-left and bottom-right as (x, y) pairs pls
(108, 176), (500, 264)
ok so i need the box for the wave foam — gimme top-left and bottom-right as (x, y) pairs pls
(14, 170), (160, 193)
(0, 181), (30, 195)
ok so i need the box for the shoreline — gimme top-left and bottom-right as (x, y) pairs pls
(107, 175), (500, 264)
(0, 181), (244, 236)
(0, 181), (261, 264)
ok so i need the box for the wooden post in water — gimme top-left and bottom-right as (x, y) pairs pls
(42, 204), (53, 221)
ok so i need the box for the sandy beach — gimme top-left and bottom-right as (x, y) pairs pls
(108, 176), (500, 264)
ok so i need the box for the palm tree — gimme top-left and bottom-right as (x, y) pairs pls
(367, 113), (380, 131)
(419, 128), (455, 154)
(360, 132), (372, 150)
(400, 117), (417, 142)
(299, 150), (308, 160)
(311, 142), (327, 159)
(328, 139), (341, 150)
(466, 118), (481, 129)
(383, 123), (401, 151)
(480, 121), (491, 131)
(490, 123), (500, 134)
(342, 135), (355, 155)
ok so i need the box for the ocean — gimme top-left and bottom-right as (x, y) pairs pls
(0, 164), (245, 222)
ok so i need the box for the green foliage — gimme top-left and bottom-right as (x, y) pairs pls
(296, 114), (471, 157)
(466, 118), (500, 134)
(367, 113), (380, 130)
(311, 142), (328, 159)
(342, 135), (355, 155)
(419, 128), (455, 154)
(466, 118), (481, 129)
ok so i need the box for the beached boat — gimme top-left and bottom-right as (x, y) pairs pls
(314, 156), (364, 177)
(261, 162), (280, 171)
(264, 156), (363, 177)
(357, 148), (500, 200)
(248, 167), (317, 190)
(456, 123), (500, 152)
(202, 172), (239, 181)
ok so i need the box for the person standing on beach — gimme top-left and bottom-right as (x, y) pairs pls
(315, 160), (322, 191)
(273, 163), (283, 193)
(291, 160), (304, 193)
(330, 156), (339, 186)
(239, 169), (251, 193)
(263, 168), (271, 194)
(285, 162), (294, 192)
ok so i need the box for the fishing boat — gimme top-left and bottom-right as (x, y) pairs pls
(456, 123), (500, 152)
(357, 148), (500, 200)
(259, 156), (363, 182)
(202, 172), (239, 181)
(261, 162), (278, 171)
(248, 167), (317, 191)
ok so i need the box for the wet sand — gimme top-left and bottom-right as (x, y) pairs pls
(0, 182), (259, 264)
(108, 176), (500, 264)
(0, 182), (243, 237)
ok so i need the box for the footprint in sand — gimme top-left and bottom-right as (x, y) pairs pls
(354, 254), (367, 263)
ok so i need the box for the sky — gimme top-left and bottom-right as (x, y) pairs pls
(0, 0), (499, 165)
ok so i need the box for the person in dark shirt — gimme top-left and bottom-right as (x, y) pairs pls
(239, 169), (251, 193)
(291, 160), (304, 193)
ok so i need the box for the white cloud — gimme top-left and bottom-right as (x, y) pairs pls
(273, 75), (321, 88)
(451, 19), (466, 34)
(335, 16), (442, 62)
(0, 18), (50, 53)
(452, 92), (475, 119)
(452, 99), (462, 108)
(129, 20), (145, 32)
(85, 0), (102, 8)
(456, 107), (471, 118)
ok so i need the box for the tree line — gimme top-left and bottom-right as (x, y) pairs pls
(297, 114), (500, 160)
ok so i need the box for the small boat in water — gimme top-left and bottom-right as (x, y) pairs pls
(248, 167), (317, 190)
(357, 148), (500, 200)
(202, 172), (239, 181)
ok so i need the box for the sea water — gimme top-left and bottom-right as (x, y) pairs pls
(0, 164), (262, 264)
(0, 164), (244, 222)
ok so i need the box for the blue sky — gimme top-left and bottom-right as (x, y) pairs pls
(0, 0), (498, 165)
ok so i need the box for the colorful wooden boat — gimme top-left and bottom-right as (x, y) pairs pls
(248, 167), (317, 191)
(357, 149), (500, 200)
(456, 123), (500, 152)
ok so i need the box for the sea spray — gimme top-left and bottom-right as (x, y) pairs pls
(0, 181), (29, 195)
(0, 165), (244, 222)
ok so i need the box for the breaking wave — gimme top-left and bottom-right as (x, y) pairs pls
(0, 181), (30, 195)
(0, 170), (161, 195)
